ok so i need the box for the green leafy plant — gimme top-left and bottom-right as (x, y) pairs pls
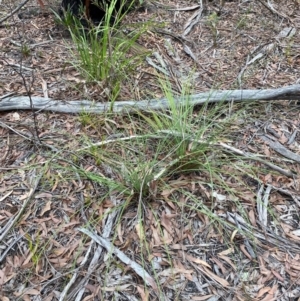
(21, 44), (31, 57)
(25, 233), (43, 267)
(207, 12), (219, 47)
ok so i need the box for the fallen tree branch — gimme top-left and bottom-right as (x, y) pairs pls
(1, 84), (299, 113)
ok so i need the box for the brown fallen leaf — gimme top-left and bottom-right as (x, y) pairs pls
(240, 244), (253, 260)
(257, 286), (271, 298)
(217, 255), (236, 271)
(14, 288), (40, 297)
(218, 247), (234, 256)
(191, 295), (214, 300)
(39, 200), (52, 217)
(184, 252), (211, 269)
(271, 269), (284, 282)
(201, 266), (230, 287)
(211, 257), (226, 275)
(136, 285), (149, 301)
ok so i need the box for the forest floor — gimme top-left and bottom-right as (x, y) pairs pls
(0, 0), (300, 300)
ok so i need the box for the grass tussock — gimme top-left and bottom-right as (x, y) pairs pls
(55, 0), (150, 103)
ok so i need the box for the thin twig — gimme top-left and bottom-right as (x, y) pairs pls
(69, 196), (119, 300)
(0, 234), (24, 263)
(0, 0), (31, 24)
(58, 240), (94, 301)
(77, 134), (163, 151)
(78, 227), (159, 292)
(0, 170), (42, 242)
(0, 120), (59, 152)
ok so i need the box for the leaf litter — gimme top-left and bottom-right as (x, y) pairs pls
(0, 0), (300, 300)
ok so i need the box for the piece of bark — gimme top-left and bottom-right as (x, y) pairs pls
(259, 135), (300, 163)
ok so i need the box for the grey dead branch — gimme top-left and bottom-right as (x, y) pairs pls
(0, 84), (299, 113)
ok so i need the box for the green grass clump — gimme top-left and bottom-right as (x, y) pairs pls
(56, 0), (150, 104)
